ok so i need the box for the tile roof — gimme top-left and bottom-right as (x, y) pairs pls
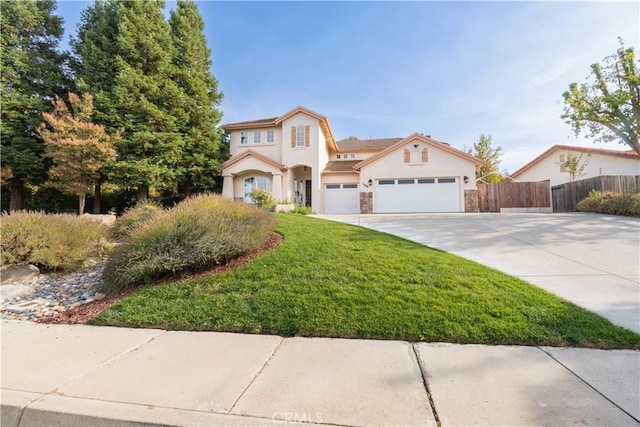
(336, 138), (403, 150)
(323, 160), (360, 173)
(510, 144), (640, 178)
(221, 117), (278, 128)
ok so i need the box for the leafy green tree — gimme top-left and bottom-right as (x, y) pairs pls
(37, 93), (117, 214)
(1, 0), (69, 211)
(465, 134), (503, 183)
(169, 0), (224, 195)
(562, 39), (640, 155)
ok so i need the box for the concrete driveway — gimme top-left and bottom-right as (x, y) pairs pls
(314, 212), (640, 334)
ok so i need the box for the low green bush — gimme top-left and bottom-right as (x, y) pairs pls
(293, 205), (312, 215)
(577, 190), (640, 217)
(111, 201), (164, 240)
(1, 211), (110, 271)
(101, 194), (276, 294)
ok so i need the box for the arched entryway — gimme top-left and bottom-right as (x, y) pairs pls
(290, 165), (312, 207)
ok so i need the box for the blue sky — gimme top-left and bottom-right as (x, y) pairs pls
(56, 1), (639, 173)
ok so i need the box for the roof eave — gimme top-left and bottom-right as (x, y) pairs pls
(222, 149), (288, 171)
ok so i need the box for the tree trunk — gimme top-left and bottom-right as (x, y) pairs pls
(183, 182), (193, 197)
(78, 192), (86, 215)
(93, 179), (102, 214)
(9, 179), (24, 212)
(137, 184), (149, 202)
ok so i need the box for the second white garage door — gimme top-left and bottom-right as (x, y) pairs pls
(324, 183), (359, 214)
(375, 178), (461, 213)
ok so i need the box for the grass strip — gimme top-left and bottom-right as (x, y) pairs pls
(92, 214), (640, 348)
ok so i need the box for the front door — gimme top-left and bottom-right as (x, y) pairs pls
(305, 180), (312, 207)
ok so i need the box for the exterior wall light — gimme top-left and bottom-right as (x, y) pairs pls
(368, 179), (373, 186)
(463, 176), (469, 184)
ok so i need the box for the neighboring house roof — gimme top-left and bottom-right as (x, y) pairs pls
(336, 137), (403, 151)
(509, 144), (640, 178)
(221, 149), (287, 171)
(323, 160), (360, 174)
(221, 106), (338, 151)
(354, 133), (483, 170)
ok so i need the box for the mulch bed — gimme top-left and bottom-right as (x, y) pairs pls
(37, 232), (283, 325)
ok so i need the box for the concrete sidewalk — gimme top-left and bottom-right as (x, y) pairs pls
(2, 321), (639, 426)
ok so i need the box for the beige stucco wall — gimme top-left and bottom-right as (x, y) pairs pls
(223, 156), (282, 176)
(281, 113), (328, 212)
(359, 141), (477, 190)
(359, 139), (477, 213)
(321, 173), (360, 184)
(229, 127), (282, 162)
(223, 155), (285, 201)
(513, 150), (640, 187)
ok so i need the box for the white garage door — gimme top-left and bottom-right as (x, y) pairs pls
(324, 183), (359, 214)
(375, 178), (460, 213)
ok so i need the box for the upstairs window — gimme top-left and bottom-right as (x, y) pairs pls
(296, 126), (305, 147)
(337, 154), (341, 159)
(291, 125), (310, 148)
(254, 131), (261, 144)
(267, 130), (274, 143)
(240, 131), (248, 145)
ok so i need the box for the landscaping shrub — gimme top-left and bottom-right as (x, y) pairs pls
(577, 190), (640, 217)
(1, 211), (110, 271)
(250, 188), (275, 210)
(111, 201), (164, 240)
(293, 205), (312, 215)
(101, 193), (276, 294)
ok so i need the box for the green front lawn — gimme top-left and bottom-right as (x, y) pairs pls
(92, 214), (640, 348)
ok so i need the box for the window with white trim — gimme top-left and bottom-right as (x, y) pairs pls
(296, 126), (305, 147)
(240, 132), (248, 145)
(254, 131), (261, 144)
(267, 130), (274, 143)
(244, 176), (270, 203)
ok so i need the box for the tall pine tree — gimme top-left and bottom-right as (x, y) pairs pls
(70, 0), (120, 131)
(169, 0), (224, 195)
(1, 0), (69, 211)
(111, 0), (188, 201)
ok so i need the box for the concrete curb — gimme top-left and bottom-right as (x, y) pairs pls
(1, 390), (322, 427)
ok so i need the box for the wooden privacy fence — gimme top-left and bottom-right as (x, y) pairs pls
(552, 175), (640, 212)
(477, 181), (551, 212)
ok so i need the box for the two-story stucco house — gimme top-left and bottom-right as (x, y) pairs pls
(509, 145), (640, 187)
(221, 106), (482, 214)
